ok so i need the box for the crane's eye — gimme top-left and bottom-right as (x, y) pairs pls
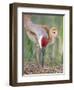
(53, 32), (55, 34)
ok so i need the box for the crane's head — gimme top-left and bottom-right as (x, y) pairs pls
(39, 36), (49, 48)
(39, 35), (49, 48)
(41, 37), (49, 48)
(49, 27), (58, 38)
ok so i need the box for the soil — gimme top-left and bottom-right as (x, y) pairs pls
(24, 62), (63, 74)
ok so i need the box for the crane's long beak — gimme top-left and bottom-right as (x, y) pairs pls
(40, 47), (45, 67)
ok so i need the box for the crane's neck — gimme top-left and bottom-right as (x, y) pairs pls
(40, 36), (50, 48)
(48, 34), (56, 44)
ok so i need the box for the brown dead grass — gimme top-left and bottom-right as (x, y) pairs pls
(24, 62), (63, 74)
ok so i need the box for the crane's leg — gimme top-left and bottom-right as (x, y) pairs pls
(40, 48), (45, 67)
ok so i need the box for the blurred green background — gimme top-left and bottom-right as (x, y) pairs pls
(23, 14), (63, 67)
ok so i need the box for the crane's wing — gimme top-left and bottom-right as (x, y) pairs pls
(25, 29), (38, 44)
(41, 25), (50, 37)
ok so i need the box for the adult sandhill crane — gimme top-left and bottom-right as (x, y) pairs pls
(24, 15), (58, 67)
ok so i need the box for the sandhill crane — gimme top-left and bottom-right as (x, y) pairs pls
(24, 15), (58, 67)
